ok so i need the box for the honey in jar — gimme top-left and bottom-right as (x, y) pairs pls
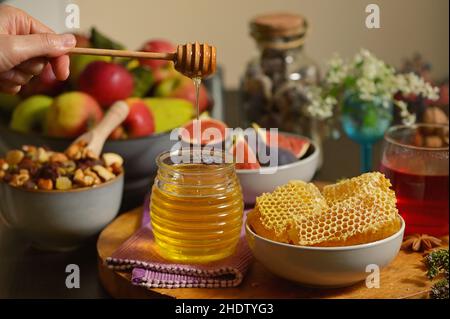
(150, 150), (244, 263)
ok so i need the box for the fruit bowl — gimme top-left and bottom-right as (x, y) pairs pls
(0, 124), (175, 209)
(236, 135), (319, 204)
(245, 216), (405, 288)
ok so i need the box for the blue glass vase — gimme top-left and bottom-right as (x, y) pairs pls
(341, 91), (393, 173)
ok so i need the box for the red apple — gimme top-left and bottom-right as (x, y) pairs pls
(78, 61), (134, 108)
(20, 63), (65, 98)
(139, 39), (176, 70)
(154, 75), (211, 113)
(45, 92), (103, 137)
(122, 98), (155, 138)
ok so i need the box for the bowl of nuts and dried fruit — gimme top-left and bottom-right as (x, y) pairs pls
(0, 143), (124, 251)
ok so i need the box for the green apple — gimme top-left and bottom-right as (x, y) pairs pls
(143, 98), (194, 133)
(45, 92), (103, 138)
(10, 95), (53, 133)
(0, 92), (21, 115)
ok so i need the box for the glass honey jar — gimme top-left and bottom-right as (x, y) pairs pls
(150, 150), (244, 263)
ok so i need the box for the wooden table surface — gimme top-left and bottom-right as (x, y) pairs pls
(97, 207), (448, 299)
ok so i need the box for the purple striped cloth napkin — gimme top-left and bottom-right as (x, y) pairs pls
(105, 198), (253, 289)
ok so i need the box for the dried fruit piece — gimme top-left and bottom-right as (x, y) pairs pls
(6, 150), (24, 165)
(92, 165), (115, 181)
(37, 178), (53, 190)
(55, 177), (72, 190)
(102, 153), (124, 167)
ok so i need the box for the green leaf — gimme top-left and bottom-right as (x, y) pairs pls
(90, 27), (125, 50)
(130, 67), (154, 97)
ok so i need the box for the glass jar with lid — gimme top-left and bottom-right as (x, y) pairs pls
(240, 13), (325, 161)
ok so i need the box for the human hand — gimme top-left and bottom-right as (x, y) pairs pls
(0, 4), (76, 94)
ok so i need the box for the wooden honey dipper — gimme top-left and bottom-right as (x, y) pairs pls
(69, 42), (216, 78)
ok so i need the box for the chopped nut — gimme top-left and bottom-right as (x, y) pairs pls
(83, 148), (98, 160)
(37, 178), (53, 190)
(102, 153), (124, 167)
(92, 165), (115, 181)
(10, 173), (30, 187)
(65, 144), (81, 159)
(73, 169), (84, 184)
(55, 177), (72, 190)
(22, 145), (37, 153)
(82, 175), (95, 186)
(37, 147), (49, 163)
(63, 160), (77, 173)
(110, 163), (123, 175)
(6, 150), (24, 165)
(0, 159), (9, 171)
(84, 168), (102, 185)
(50, 153), (68, 163)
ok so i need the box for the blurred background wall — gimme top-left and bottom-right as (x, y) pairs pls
(6, 0), (449, 89)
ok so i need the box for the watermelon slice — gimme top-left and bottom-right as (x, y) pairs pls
(230, 133), (260, 170)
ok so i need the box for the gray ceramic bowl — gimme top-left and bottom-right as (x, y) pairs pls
(246, 216), (405, 288)
(0, 124), (176, 209)
(0, 174), (124, 251)
(237, 136), (319, 205)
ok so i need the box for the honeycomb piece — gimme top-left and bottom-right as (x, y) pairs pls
(296, 189), (401, 246)
(323, 172), (392, 205)
(249, 181), (329, 244)
(248, 173), (402, 247)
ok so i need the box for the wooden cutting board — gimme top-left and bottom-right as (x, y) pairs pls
(97, 205), (448, 299)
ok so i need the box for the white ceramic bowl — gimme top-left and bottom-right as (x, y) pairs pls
(237, 137), (319, 205)
(246, 216), (405, 288)
(0, 174), (124, 251)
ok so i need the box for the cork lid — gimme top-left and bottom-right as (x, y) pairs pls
(250, 13), (307, 38)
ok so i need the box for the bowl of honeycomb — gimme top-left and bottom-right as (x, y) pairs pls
(246, 172), (405, 287)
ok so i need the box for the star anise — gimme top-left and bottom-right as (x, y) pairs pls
(402, 234), (442, 252)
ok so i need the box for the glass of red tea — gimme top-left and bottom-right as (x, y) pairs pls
(380, 123), (449, 236)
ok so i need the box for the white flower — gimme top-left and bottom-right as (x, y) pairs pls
(306, 88), (337, 120)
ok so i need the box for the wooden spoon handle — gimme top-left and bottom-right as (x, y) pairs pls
(69, 47), (176, 61)
(86, 101), (129, 156)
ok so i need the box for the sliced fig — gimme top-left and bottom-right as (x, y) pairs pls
(252, 122), (310, 159)
(181, 118), (227, 146)
(252, 123), (291, 150)
(286, 135), (310, 159)
(230, 133), (260, 170)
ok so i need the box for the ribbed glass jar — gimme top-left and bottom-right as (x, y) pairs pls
(150, 150), (244, 263)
